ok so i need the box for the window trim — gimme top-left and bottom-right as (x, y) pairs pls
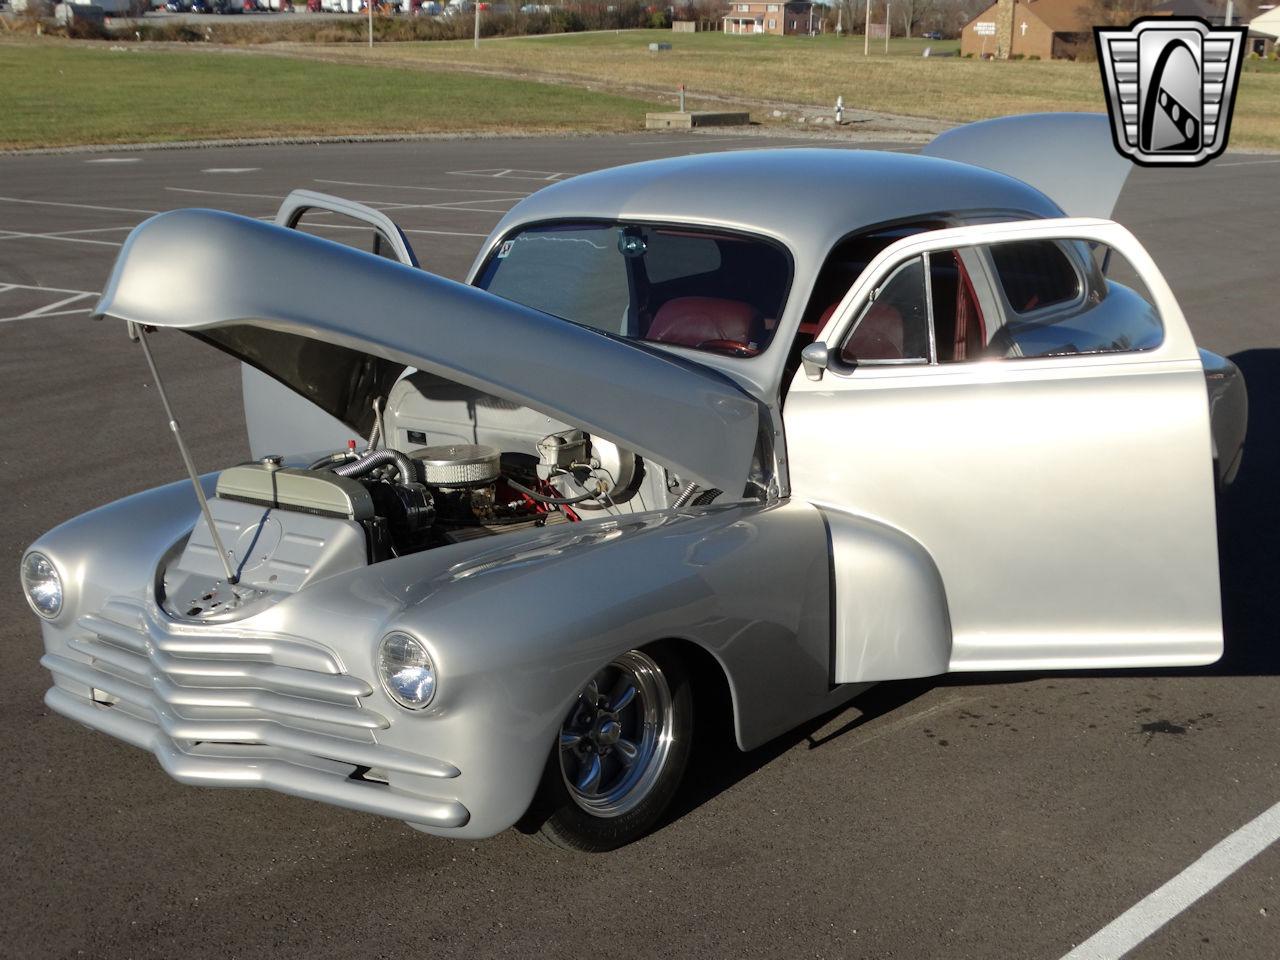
(816, 217), (1177, 381)
(984, 237), (1088, 323)
(834, 253), (933, 370)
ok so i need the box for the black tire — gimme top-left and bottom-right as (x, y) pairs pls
(519, 645), (693, 852)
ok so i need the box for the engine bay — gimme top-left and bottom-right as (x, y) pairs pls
(159, 430), (654, 622)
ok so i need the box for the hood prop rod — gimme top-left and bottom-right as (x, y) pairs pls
(132, 323), (239, 586)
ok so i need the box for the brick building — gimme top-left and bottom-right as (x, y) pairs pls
(722, 0), (818, 35)
(960, 0), (1091, 59)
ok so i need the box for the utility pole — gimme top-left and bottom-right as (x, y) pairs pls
(474, 1), (480, 48)
(1224, 0), (1234, 24)
(884, 0), (889, 52)
(368, 0), (373, 48)
(864, 0), (871, 54)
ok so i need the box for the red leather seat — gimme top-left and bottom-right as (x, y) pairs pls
(646, 297), (762, 349)
(800, 300), (904, 362)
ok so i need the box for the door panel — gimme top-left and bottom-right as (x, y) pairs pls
(785, 219), (1222, 681)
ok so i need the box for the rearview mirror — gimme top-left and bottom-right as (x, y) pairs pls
(800, 341), (830, 381)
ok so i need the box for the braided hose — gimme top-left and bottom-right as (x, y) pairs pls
(333, 448), (417, 485)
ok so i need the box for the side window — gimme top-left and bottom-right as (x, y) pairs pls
(933, 240), (1163, 362)
(839, 256), (930, 365)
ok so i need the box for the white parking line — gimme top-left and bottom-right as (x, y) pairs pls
(1059, 798), (1280, 960)
(0, 281), (100, 296)
(0, 230), (123, 248)
(0, 195), (160, 216)
(37, 226), (135, 237)
(315, 178), (534, 196)
(166, 186), (290, 202)
(203, 168), (261, 174)
(0, 283), (99, 324)
(449, 168), (566, 181)
(302, 221), (489, 240)
(85, 158), (140, 164)
(164, 186), (503, 215)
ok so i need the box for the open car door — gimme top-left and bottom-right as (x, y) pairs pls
(785, 218), (1222, 682)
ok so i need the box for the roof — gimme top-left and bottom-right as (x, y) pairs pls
(479, 149), (1061, 277)
(962, 0), (1090, 33)
(1251, 6), (1280, 32)
(1018, 0), (1091, 33)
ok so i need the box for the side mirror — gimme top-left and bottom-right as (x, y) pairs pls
(800, 341), (830, 381)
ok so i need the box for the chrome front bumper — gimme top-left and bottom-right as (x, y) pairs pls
(41, 598), (469, 829)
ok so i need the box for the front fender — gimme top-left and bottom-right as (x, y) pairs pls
(286, 500), (849, 837)
(24, 478), (207, 628)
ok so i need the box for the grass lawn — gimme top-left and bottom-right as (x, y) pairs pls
(0, 40), (657, 149)
(324, 28), (1280, 150)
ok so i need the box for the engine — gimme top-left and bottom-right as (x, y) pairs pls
(216, 442), (575, 563)
(159, 434), (644, 621)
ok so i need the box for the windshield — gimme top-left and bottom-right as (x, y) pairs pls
(475, 221), (792, 357)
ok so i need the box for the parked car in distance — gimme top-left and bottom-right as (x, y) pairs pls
(921, 30), (943, 39)
(211, 0), (240, 11)
(190, 0), (210, 11)
(25, 115), (1247, 852)
(163, 0), (189, 10)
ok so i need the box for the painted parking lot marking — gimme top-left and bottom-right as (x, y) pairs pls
(449, 168), (567, 181)
(164, 186), (506, 216)
(315, 178), (535, 196)
(0, 229), (123, 248)
(300, 221), (489, 240)
(0, 195), (160, 216)
(0, 282), (99, 323)
(1059, 797), (1280, 960)
(84, 158), (140, 164)
(203, 167), (261, 174)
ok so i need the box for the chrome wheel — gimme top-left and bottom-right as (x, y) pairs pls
(558, 650), (675, 818)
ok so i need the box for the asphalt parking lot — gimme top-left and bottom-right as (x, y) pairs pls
(2, 132), (1278, 960)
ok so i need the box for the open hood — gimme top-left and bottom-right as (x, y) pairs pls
(923, 113), (1134, 220)
(93, 209), (766, 493)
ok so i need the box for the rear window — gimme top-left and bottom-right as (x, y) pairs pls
(990, 240), (1081, 314)
(476, 221), (792, 358)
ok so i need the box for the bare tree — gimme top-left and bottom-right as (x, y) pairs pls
(1075, 0), (1158, 27)
(897, 0), (939, 36)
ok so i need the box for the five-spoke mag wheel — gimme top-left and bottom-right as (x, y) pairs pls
(558, 650), (675, 818)
(522, 645), (693, 852)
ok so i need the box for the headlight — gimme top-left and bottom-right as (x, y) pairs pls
(21, 552), (63, 620)
(378, 632), (436, 710)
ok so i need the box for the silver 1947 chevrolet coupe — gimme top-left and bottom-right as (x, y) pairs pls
(22, 115), (1247, 850)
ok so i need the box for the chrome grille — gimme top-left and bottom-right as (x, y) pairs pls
(40, 598), (466, 825)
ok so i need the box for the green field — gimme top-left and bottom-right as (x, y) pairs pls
(328, 29), (1279, 149)
(0, 40), (657, 149)
(3, 29), (1277, 151)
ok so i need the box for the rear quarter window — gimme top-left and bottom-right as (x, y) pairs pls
(990, 240), (1081, 314)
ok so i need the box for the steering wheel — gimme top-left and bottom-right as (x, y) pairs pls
(697, 339), (760, 358)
